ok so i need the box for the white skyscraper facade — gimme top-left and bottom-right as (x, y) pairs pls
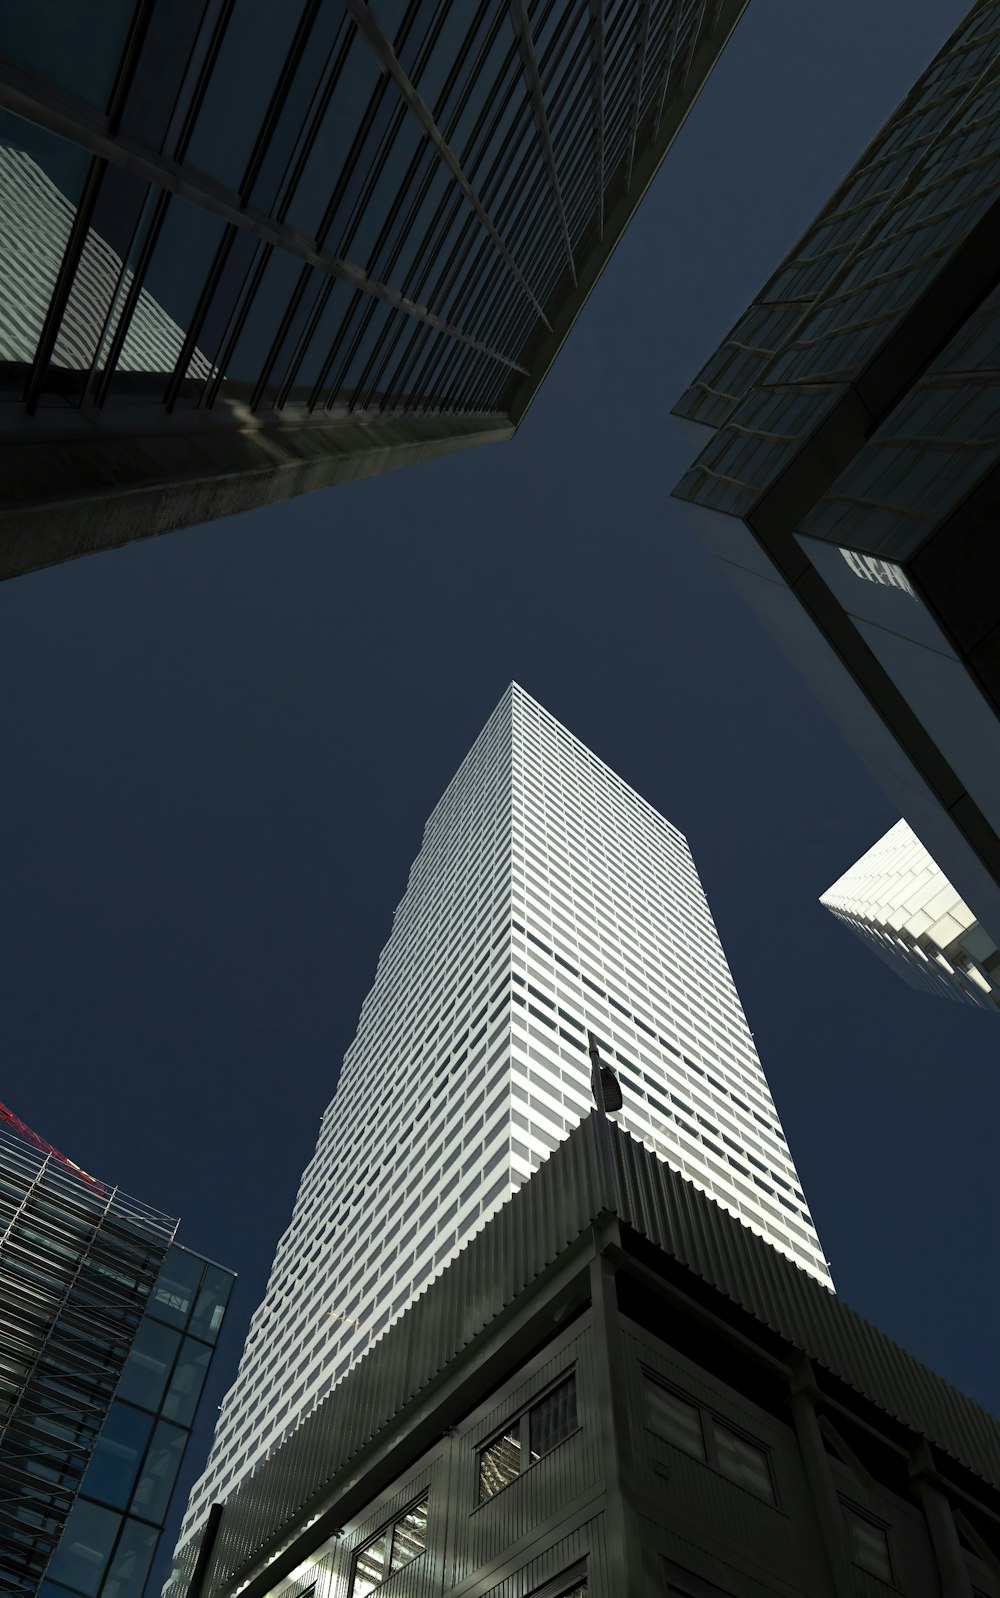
(176, 684), (830, 1548)
(822, 819), (1000, 1012)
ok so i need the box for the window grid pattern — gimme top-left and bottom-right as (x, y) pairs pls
(175, 684), (828, 1551)
(643, 1374), (775, 1504)
(478, 1374), (579, 1502)
(0, 0), (729, 421)
(673, 0), (1000, 513)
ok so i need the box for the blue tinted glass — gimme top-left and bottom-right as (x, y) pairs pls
(284, 31), (385, 240)
(82, 1403), (153, 1511)
(129, 1420), (187, 1524)
(115, 1319), (182, 1414)
(147, 1247), (204, 1330)
(190, 1265), (234, 1345)
(161, 1337), (212, 1427)
(111, 193), (225, 397)
(223, 246), (304, 384)
(0, 0), (137, 111)
(45, 1500), (121, 1597)
(119, 0), (210, 152)
(101, 1515), (159, 1598)
(184, 0), (310, 190)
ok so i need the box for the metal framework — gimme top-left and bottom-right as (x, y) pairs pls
(0, 1123), (177, 1594)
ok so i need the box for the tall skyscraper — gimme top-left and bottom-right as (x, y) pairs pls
(175, 683), (829, 1554)
(822, 817), (1000, 1012)
(0, 1110), (233, 1597)
(0, 0), (747, 580)
(671, 1), (1000, 953)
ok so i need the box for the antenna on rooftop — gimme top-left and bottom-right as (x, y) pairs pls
(588, 1032), (623, 1116)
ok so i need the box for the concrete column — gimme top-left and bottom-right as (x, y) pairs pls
(589, 1249), (659, 1597)
(909, 1440), (974, 1598)
(785, 1355), (854, 1598)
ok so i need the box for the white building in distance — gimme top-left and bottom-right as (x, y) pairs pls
(821, 818), (1000, 1012)
(175, 684), (831, 1549)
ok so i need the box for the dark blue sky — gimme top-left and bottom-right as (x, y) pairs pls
(2, 2), (994, 1589)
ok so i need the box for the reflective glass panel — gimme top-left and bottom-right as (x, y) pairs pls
(529, 1377), (578, 1460)
(351, 1529), (388, 1597)
(711, 1422), (774, 1503)
(148, 1248), (204, 1330)
(190, 1265), (234, 1345)
(45, 1499), (121, 1597)
(111, 195), (224, 398)
(115, 1319), (182, 1414)
(129, 1419), (186, 1522)
(845, 1507), (893, 1579)
(184, 0), (310, 190)
(100, 1515), (159, 1598)
(0, 111), (93, 381)
(389, 1498), (428, 1572)
(161, 1337), (212, 1427)
(478, 1427), (520, 1502)
(83, 1403), (153, 1511)
(0, 0), (137, 111)
(643, 1379), (705, 1460)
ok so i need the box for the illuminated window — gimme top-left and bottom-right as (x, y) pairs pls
(478, 1375), (578, 1504)
(350, 1497), (428, 1597)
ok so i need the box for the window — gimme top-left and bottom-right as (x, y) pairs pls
(351, 1497), (428, 1597)
(644, 1376), (775, 1505)
(478, 1375), (578, 1504)
(843, 1504), (893, 1580)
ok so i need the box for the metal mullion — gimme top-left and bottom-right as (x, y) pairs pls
(547, 51), (594, 176)
(450, 30), (522, 186)
(429, 0), (495, 129)
(277, 274), (336, 409)
(203, 240), (272, 408)
(354, 308), (404, 410)
(379, 321), (427, 410)
(679, 0), (711, 92)
(364, 130), (431, 291)
(308, 288), (368, 407)
(409, 325), (452, 406)
(239, 0), (324, 201)
(624, 0), (653, 189)
(173, 0), (239, 162)
(92, 186), (172, 407)
(104, 0), (156, 129)
(652, 0), (684, 134)
(506, 0), (577, 284)
(24, 155), (105, 414)
(326, 294), (380, 407)
(367, 313), (412, 410)
(343, 0), (551, 328)
(164, 223), (239, 412)
(250, 262), (314, 411)
(587, 0), (605, 236)
(385, 315), (441, 409)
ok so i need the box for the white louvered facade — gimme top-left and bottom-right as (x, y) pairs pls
(175, 684), (831, 1548)
(822, 818), (1000, 1012)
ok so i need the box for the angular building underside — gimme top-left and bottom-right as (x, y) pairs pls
(0, 0), (746, 578)
(672, 0), (1000, 953)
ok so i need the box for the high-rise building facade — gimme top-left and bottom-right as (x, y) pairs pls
(821, 817), (1000, 1012)
(0, 1110), (233, 1597)
(0, 0), (747, 580)
(176, 683), (829, 1554)
(671, 1), (1000, 951)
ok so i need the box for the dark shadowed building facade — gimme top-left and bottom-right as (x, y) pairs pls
(0, 0), (745, 580)
(672, 0), (1000, 949)
(0, 1117), (233, 1598)
(166, 1116), (1000, 1598)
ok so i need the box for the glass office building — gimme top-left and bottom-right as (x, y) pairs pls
(41, 1245), (235, 1598)
(672, 0), (1000, 953)
(0, 1113), (233, 1597)
(821, 817), (1000, 1012)
(170, 682), (829, 1569)
(0, 0), (747, 579)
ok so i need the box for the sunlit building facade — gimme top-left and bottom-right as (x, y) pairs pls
(174, 682), (829, 1556)
(0, 0), (747, 579)
(672, 0), (1000, 954)
(822, 817), (1000, 1011)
